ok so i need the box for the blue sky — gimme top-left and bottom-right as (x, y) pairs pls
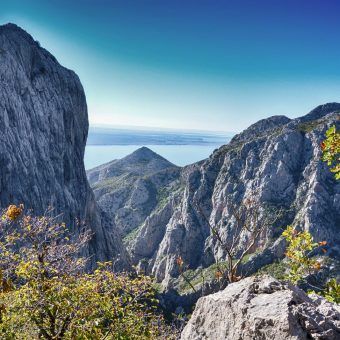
(2, 0), (340, 132)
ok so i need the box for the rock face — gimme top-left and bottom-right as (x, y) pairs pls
(181, 275), (340, 340)
(0, 23), (129, 269)
(126, 104), (340, 287)
(87, 147), (181, 242)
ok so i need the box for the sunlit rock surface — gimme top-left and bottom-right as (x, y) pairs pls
(181, 275), (340, 340)
(129, 104), (340, 286)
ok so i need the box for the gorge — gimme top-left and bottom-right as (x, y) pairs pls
(88, 104), (340, 292)
(0, 23), (339, 339)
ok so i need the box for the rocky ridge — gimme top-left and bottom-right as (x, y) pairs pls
(0, 23), (129, 269)
(126, 104), (340, 288)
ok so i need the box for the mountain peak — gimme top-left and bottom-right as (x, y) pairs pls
(0, 23), (62, 68)
(300, 102), (340, 122)
(231, 115), (291, 144)
(0, 23), (35, 43)
(87, 147), (178, 185)
(131, 146), (159, 157)
(113, 146), (177, 171)
(126, 146), (171, 164)
(0, 22), (23, 31)
(230, 102), (340, 145)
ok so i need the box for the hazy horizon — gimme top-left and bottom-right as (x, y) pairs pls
(85, 125), (231, 168)
(89, 124), (234, 135)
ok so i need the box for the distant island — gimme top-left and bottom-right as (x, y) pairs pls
(87, 126), (233, 146)
(85, 126), (233, 169)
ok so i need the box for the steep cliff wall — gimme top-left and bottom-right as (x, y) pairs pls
(0, 23), (129, 269)
(129, 104), (340, 286)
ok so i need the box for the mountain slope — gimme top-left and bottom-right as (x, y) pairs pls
(127, 104), (340, 287)
(87, 147), (182, 242)
(0, 23), (129, 270)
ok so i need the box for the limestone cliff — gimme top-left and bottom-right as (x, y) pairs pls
(0, 23), (129, 269)
(128, 104), (340, 286)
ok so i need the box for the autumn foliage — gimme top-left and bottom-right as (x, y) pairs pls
(321, 125), (340, 180)
(282, 226), (339, 304)
(0, 205), (174, 339)
(282, 226), (324, 285)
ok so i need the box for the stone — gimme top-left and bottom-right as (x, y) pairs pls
(181, 275), (340, 340)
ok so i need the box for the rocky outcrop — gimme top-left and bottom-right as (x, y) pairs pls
(181, 275), (340, 340)
(87, 147), (182, 240)
(128, 104), (339, 286)
(0, 23), (129, 269)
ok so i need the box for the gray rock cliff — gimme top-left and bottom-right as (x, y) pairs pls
(0, 23), (129, 269)
(128, 104), (340, 287)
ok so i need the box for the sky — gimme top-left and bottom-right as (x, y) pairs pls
(1, 0), (340, 132)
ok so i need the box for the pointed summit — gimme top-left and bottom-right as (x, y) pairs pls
(87, 147), (178, 185)
(86, 147), (181, 238)
(123, 147), (175, 167)
(300, 102), (340, 122)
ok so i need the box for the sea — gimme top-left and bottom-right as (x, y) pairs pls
(84, 127), (232, 169)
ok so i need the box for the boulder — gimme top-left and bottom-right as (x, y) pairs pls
(181, 276), (340, 340)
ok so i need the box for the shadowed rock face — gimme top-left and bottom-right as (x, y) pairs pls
(125, 104), (340, 287)
(181, 276), (340, 340)
(0, 23), (129, 270)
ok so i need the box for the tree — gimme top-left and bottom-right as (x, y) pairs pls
(0, 205), (174, 339)
(193, 194), (282, 285)
(176, 256), (198, 293)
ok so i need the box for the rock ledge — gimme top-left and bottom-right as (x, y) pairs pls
(181, 276), (340, 340)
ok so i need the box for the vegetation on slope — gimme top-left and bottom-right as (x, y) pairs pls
(321, 125), (340, 180)
(0, 205), (178, 339)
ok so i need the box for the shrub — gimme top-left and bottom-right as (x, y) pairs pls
(321, 125), (340, 180)
(318, 278), (340, 304)
(0, 205), (174, 339)
(282, 226), (324, 285)
(193, 193), (283, 285)
(256, 260), (286, 281)
(282, 226), (339, 304)
(0, 266), (166, 339)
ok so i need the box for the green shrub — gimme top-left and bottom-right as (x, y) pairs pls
(282, 226), (323, 285)
(321, 125), (340, 180)
(0, 205), (175, 339)
(318, 278), (340, 304)
(256, 260), (286, 281)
